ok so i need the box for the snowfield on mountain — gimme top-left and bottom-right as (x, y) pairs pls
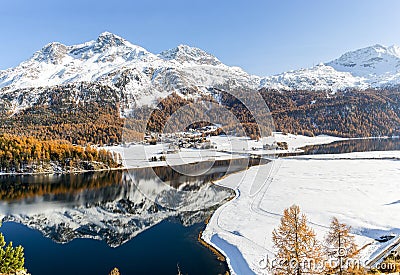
(1, 32), (400, 116)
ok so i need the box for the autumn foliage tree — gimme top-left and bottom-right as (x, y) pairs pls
(272, 205), (323, 275)
(324, 217), (362, 275)
(0, 134), (120, 173)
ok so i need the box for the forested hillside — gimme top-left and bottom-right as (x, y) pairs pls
(1, 82), (399, 148)
(261, 88), (400, 137)
(0, 83), (142, 145)
(143, 87), (400, 138)
(0, 134), (120, 173)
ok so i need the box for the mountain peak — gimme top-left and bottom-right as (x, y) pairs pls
(98, 31), (118, 37)
(364, 44), (400, 56)
(66, 32), (152, 63)
(159, 44), (221, 65)
(95, 31), (128, 48)
(371, 43), (386, 50)
(326, 44), (400, 77)
(32, 42), (68, 64)
(2, 36), (400, 96)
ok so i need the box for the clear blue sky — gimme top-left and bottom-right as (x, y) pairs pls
(1, 0), (400, 75)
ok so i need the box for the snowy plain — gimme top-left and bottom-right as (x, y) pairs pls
(200, 138), (400, 274)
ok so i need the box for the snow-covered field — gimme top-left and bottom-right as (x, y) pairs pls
(210, 133), (345, 154)
(103, 133), (345, 169)
(202, 151), (400, 275)
(104, 143), (243, 169)
(272, 133), (345, 151)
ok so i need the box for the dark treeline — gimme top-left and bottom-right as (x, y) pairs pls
(261, 88), (400, 137)
(141, 88), (400, 139)
(302, 138), (400, 154)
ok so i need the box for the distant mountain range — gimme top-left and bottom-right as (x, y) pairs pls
(1, 32), (400, 114)
(0, 32), (399, 140)
(262, 44), (400, 91)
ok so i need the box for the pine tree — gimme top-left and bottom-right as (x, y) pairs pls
(324, 217), (361, 275)
(0, 225), (26, 274)
(272, 205), (323, 275)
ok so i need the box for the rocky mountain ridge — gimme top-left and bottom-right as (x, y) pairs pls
(1, 33), (400, 116)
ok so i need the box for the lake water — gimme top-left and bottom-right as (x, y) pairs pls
(0, 158), (260, 275)
(1, 221), (225, 275)
(1, 138), (398, 274)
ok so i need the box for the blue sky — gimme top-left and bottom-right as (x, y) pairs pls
(1, 0), (400, 75)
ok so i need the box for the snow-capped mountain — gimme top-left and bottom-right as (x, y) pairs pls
(0, 32), (259, 114)
(260, 63), (368, 91)
(1, 32), (400, 115)
(261, 44), (400, 91)
(159, 44), (222, 65)
(0, 32), (157, 90)
(326, 44), (400, 87)
(327, 44), (400, 76)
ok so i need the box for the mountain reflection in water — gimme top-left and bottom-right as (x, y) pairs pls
(0, 158), (262, 247)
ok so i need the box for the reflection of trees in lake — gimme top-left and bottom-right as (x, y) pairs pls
(0, 171), (124, 201)
(148, 158), (261, 188)
(0, 158), (261, 202)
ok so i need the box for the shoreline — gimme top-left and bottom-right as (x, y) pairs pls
(197, 192), (240, 275)
(198, 229), (227, 263)
(2, 133), (387, 176)
(0, 156), (248, 177)
(0, 165), (128, 177)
